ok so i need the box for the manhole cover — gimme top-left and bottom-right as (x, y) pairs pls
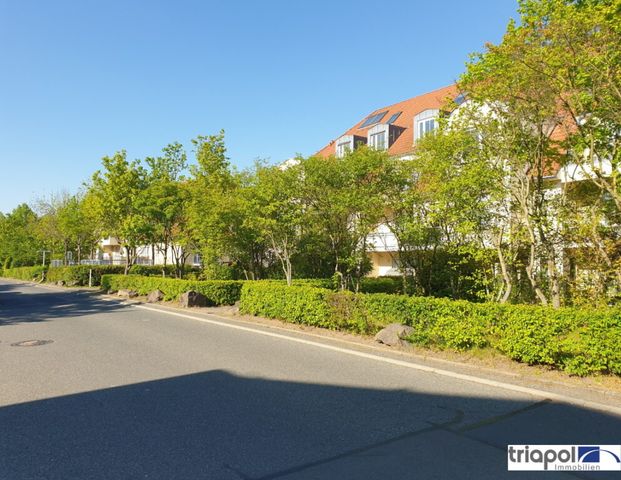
(10, 340), (54, 347)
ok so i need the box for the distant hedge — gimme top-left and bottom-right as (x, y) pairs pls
(2, 264), (200, 287)
(128, 264), (201, 277)
(239, 282), (621, 376)
(1, 266), (47, 281)
(268, 277), (410, 294)
(46, 265), (126, 286)
(101, 274), (242, 306)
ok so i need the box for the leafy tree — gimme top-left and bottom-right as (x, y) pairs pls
(187, 131), (267, 279)
(141, 142), (190, 276)
(34, 192), (98, 265)
(248, 161), (305, 285)
(299, 148), (393, 291)
(88, 151), (149, 273)
(0, 204), (42, 267)
(388, 118), (502, 300)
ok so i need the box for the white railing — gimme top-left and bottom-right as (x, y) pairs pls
(367, 231), (399, 252)
(80, 257), (153, 266)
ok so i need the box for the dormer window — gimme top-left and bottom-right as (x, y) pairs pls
(414, 109), (439, 142)
(367, 123), (404, 152)
(370, 131), (386, 150)
(336, 139), (352, 158)
(335, 134), (367, 158)
(368, 124), (388, 151)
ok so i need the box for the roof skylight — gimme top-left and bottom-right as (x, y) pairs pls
(359, 111), (388, 128)
(386, 112), (401, 124)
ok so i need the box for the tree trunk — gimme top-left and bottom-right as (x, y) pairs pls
(124, 246), (130, 275)
(495, 239), (513, 304)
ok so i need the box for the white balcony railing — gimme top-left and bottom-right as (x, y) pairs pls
(367, 231), (399, 252)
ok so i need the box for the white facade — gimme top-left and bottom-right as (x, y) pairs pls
(90, 238), (200, 267)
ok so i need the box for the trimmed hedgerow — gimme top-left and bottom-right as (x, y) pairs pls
(269, 277), (408, 294)
(1, 265), (47, 281)
(240, 282), (332, 327)
(128, 264), (201, 277)
(238, 282), (621, 376)
(46, 265), (126, 286)
(44, 265), (199, 287)
(358, 277), (407, 294)
(101, 274), (242, 306)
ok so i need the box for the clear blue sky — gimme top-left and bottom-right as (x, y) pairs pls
(0, 0), (518, 214)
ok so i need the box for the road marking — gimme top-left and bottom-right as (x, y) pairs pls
(133, 303), (621, 417)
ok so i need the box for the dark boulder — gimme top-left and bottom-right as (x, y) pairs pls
(179, 291), (207, 308)
(147, 289), (164, 303)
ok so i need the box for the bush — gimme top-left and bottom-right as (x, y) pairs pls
(101, 274), (242, 306)
(238, 281), (621, 376)
(128, 264), (200, 278)
(358, 277), (404, 294)
(46, 265), (126, 286)
(240, 282), (332, 327)
(43, 264), (200, 287)
(1, 265), (47, 281)
(128, 264), (175, 277)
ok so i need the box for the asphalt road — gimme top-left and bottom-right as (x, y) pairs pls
(0, 279), (619, 480)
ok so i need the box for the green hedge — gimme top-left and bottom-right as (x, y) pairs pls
(101, 274), (242, 306)
(1, 266), (47, 281)
(238, 282), (621, 376)
(44, 265), (200, 287)
(359, 277), (408, 294)
(265, 277), (408, 294)
(46, 265), (126, 286)
(128, 264), (200, 277)
(240, 282), (332, 327)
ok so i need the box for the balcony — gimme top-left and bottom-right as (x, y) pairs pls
(100, 237), (120, 247)
(367, 231), (399, 252)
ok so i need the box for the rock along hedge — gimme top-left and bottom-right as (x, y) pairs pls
(101, 274), (242, 306)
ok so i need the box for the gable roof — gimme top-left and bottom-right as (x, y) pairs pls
(316, 84), (459, 158)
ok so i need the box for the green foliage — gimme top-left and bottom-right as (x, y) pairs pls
(359, 277), (407, 295)
(46, 265), (126, 286)
(458, 0), (621, 306)
(88, 151), (150, 270)
(0, 204), (42, 267)
(247, 161), (306, 284)
(187, 132), (269, 280)
(101, 274), (242, 305)
(128, 264), (174, 276)
(239, 282), (332, 327)
(299, 149), (396, 290)
(238, 282), (621, 376)
(34, 193), (99, 265)
(1, 265), (47, 281)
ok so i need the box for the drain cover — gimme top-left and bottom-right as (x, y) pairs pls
(11, 339), (54, 347)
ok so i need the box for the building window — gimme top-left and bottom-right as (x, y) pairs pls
(417, 118), (435, 139)
(336, 141), (351, 158)
(414, 109), (439, 143)
(370, 131), (386, 150)
(193, 253), (202, 266)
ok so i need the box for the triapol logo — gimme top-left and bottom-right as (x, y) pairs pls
(507, 445), (621, 471)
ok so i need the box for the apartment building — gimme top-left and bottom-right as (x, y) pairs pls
(88, 237), (201, 267)
(316, 85), (459, 276)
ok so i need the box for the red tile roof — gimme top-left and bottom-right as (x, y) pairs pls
(317, 85), (459, 158)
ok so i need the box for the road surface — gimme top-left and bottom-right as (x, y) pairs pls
(0, 279), (619, 479)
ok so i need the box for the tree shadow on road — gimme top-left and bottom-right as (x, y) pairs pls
(0, 369), (619, 480)
(0, 281), (130, 325)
